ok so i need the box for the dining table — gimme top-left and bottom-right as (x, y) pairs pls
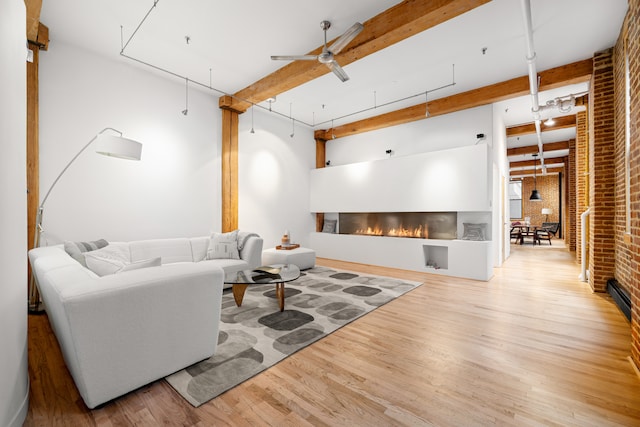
(511, 224), (540, 245)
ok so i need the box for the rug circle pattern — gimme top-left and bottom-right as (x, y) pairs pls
(165, 266), (422, 407)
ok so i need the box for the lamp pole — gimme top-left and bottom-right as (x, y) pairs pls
(28, 128), (142, 312)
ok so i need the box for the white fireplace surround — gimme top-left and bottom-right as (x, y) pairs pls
(308, 144), (493, 280)
(310, 144), (491, 213)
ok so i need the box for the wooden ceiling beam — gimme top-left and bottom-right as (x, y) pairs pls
(507, 140), (571, 156)
(510, 158), (566, 168)
(315, 58), (592, 140)
(510, 166), (564, 177)
(25, 0), (49, 50)
(25, 0), (42, 42)
(221, 0), (491, 112)
(506, 114), (577, 137)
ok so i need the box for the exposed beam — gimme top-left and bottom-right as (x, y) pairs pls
(25, 0), (42, 42)
(507, 140), (570, 156)
(25, 0), (49, 50)
(510, 166), (564, 177)
(507, 115), (577, 137)
(315, 59), (592, 140)
(510, 158), (566, 168)
(222, 0), (491, 112)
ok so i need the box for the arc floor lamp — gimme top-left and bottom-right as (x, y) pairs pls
(28, 127), (143, 312)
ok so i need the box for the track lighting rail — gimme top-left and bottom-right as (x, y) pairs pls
(119, 0), (457, 131)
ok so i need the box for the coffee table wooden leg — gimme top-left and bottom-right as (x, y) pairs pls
(275, 282), (285, 312)
(232, 284), (249, 307)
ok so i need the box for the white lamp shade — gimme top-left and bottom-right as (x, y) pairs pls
(95, 133), (143, 160)
(541, 208), (552, 215)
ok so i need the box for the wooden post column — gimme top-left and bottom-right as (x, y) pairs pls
(27, 42), (40, 259)
(25, 2), (49, 287)
(219, 96), (240, 232)
(315, 136), (327, 232)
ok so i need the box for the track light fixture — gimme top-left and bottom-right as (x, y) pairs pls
(289, 103), (294, 138)
(267, 97), (276, 111)
(182, 77), (189, 116)
(425, 91), (430, 118)
(250, 103), (255, 134)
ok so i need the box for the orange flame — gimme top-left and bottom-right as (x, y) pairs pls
(353, 224), (428, 238)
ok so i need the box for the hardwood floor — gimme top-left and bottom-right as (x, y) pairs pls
(25, 243), (640, 426)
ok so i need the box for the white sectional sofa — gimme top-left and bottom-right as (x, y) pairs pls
(28, 232), (263, 409)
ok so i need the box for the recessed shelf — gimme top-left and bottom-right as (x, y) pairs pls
(423, 245), (448, 270)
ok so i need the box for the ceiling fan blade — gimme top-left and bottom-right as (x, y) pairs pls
(328, 22), (364, 55)
(326, 61), (349, 82)
(271, 55), (317, 61)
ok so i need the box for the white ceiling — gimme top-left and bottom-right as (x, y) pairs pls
(40, 0), (627, 153)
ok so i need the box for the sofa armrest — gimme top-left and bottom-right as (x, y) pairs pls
(239, 236), (263, 269)
(37, 260), (223, 408)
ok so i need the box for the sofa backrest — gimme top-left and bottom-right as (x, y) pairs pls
(189, 237), (209, 262)
(129, 238), (194, 264)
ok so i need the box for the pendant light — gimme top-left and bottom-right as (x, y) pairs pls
(529, 153), (542, 201)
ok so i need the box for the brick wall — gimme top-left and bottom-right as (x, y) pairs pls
(575, 110), (588, 265)
(589, 48), (616, 293)
(522, 174), (560, 227)
(567, 141), (576, 250)
(614, 0), (640, 373)
(613, 19), (634, 299)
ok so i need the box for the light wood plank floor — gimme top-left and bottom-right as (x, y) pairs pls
(25, 242), (640, 426)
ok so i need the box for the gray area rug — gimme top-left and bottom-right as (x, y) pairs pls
(165, 266), (422, 407)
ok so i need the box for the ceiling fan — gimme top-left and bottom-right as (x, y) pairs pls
(271, 20), (364, 82)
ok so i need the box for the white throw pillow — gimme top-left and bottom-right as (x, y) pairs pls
(206, 230), (240, 260)
(119, 257), (162, 273)
(84, 244), (131, 276)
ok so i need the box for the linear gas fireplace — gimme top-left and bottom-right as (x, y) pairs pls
(339, 212), (457, 239)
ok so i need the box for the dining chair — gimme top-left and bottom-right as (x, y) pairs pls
(535, 229), (552, 245)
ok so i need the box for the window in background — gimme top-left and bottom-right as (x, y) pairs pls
(509, 180), (523, 220)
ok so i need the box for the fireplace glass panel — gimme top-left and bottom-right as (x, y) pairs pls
(339, 212), (457, 239)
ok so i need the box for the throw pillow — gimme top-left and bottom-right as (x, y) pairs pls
(64, 239), (109, 267)
(119, 257), (162, 273)
(322, 219), (337, 233)
(84, 244), (131, 276)
(206, 230), (240, 260)
(461, 223), (488, 241)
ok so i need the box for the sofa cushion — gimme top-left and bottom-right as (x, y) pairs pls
(64, 239), (109, 267)
(206, 230), (240, 260)
(120, 257), (162, 273)
(84, 244), (131, 276)
(190, 237), (209, 262)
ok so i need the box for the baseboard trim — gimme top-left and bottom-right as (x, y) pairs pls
(7, 378), (29, 427)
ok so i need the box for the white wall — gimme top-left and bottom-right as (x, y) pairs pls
(492, 104), (510, 264)
(237, 107), (316, 248)
(39, 42), (221, 243)
(39, 41), (317, 250)
(310, 144), (491, 213)
(326, 105), (493, 165)
(0, 1), (29, 426)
